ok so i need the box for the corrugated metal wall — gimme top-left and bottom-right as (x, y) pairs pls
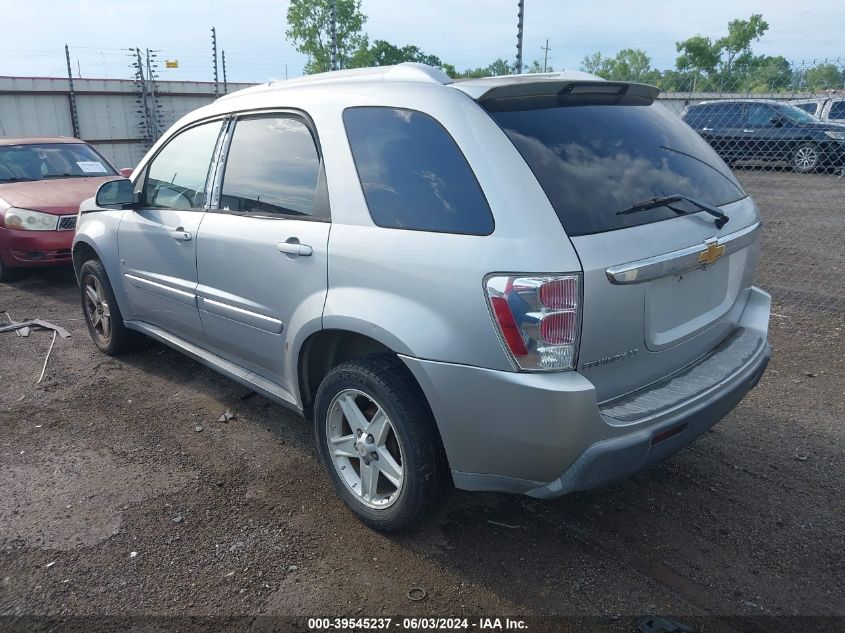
(0, 76), (255, 169)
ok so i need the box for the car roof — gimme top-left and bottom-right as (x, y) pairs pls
(216, 63), (609, 106)
(0, 136), (85, 146)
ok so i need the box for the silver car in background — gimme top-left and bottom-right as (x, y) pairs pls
(73, 64), (771, 532)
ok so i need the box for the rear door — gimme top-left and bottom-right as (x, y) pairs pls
(195, 112), (330, 390)
(118, 118), (225, 345)
(487, 95), (760, 401)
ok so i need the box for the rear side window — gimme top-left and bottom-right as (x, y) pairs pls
(145, 120), (223, 210)
(489, 101), (746, 236)
(219, 115), (321, 218)
(829, 101), (845, 120)
(343, 107), (494, 235)
(794, 102), (817, 115)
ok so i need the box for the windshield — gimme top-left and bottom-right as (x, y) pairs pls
(488, 101), (746, 236)
(0, 143), (115, 183)
(773, 103), (820, 124)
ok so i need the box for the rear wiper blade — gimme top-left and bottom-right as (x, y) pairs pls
(616, 194), (730, 229)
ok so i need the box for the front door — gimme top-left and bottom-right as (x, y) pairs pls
(118, 119), (225, 344)
(195, 113), (330, 392)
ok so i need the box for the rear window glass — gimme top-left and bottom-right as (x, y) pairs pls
(489, 102), (746, 236)
(343, 107), (494, 235)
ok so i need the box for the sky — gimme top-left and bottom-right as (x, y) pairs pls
(0, 0), (843, 84)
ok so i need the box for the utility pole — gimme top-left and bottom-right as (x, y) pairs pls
(211, 26), (219, 97)
(222, 50), (228, 94)
(330, 0), (338, 71)
(64, 44), (80, 139)
(541, 39), (550, 72)
(515, 0), (525, 74)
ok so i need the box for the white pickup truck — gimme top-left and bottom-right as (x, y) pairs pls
(792, 97), (845, 123)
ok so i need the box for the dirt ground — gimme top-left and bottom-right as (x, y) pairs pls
(0, 170), (842, 630)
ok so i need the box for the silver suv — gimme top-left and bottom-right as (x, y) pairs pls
(74, 64), (771, 532)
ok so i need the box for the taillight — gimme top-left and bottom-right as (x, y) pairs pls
(485, 274), (581, 371)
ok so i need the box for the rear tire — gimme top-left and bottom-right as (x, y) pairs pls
(314, 355), (450, 532)
(79, 259), (139, 355)
(791, 142), (821, 173)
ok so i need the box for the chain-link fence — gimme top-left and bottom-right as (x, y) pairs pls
(646, 59), (845, 315)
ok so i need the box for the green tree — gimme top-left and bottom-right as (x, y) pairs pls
(285, 0), (368, 74)
(350, 39), (444, 69)
(803, 63), (844, 90)
(717, 14), (769, 76)
(580, 49), (660, 83)
(674, 14), (770, 89)
(525, 59), (554, 73)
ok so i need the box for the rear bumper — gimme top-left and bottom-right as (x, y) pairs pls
(401, 286), (771, 496)
(0, 226), (74, 268)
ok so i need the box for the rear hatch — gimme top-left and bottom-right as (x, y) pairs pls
(480, 81), (761, 402)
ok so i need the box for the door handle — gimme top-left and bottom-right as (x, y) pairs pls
(170, 228), (192, 241)
(743, 129), (756, 133)
(277, 238), (313, 257)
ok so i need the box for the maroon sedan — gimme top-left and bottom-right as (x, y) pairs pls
(0, 137), (121, 281)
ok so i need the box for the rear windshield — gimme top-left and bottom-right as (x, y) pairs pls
(488, 102), (746, 236)
(0, 143), (115, 183)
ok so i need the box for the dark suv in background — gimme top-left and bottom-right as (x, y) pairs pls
(681, 99), (845, 173)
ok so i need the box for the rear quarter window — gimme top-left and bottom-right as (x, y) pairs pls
(343, 107), (494, 235)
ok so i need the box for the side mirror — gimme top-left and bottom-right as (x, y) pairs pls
(96, 178), (137, 209)
(118, 167), (134, 178)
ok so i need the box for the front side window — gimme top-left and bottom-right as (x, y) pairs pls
(219, 116), (321, 217)
(145, 120), (223, 210)
(0, 143), (114, 183)
(746, 103), (775, 127)
(343, 107), (494, 235)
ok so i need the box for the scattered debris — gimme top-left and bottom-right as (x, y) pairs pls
(45, 561), (56, 568)
(218, 410), (235, 423)
(36, 331), (58, 384)
(0, 319), (70, 338)
(172, 515), (183, 524)
(803, 371), (817, 377)
(194, 425), (204, 433)
(129, 552), (137, 558)
(3, 312), (29, 337)
(287, 565), (298, 572)
(743, 600), (763, 609)
(407, 587), (427, 602)
(795, 453), (809, 462)
(637, 616), (696, 633)
(486, 519), (525, 529)
(223, 571), (235, 578)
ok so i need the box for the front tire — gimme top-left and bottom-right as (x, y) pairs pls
(314, 355), (450, 532)
(791, 142), (821, 173)
(79, 259), (138, 355)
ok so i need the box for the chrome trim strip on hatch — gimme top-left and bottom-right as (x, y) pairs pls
(605, 222), (760, 285)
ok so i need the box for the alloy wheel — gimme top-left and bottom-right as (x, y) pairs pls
(794, 146), (819, 171)
(325, 389), (405, 509)
(83, 275), (112, 343)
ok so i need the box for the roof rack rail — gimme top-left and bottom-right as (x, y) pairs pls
(269, 62), (452, 88)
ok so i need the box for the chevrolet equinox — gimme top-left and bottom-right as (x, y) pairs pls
(73, 64), (772, 532)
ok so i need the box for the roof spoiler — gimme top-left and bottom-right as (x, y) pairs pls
(476, 80), (660, 110)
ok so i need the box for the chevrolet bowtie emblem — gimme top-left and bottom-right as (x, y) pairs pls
(699, 241), (725, 265)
